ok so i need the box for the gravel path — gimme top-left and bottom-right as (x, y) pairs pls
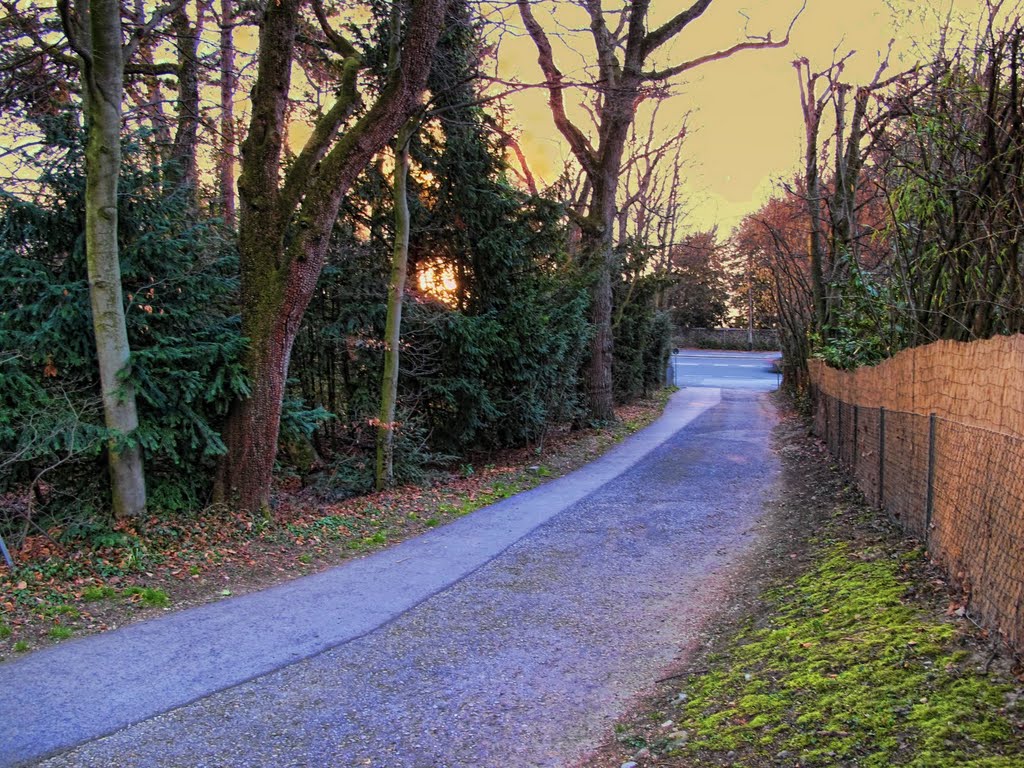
(8, 388), (779, 768)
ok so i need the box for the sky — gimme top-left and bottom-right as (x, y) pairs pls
(498, 0), (974, 236)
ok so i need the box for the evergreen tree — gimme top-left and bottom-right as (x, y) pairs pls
(0, 134), (248, 523)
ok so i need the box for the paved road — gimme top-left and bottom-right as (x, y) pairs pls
(670, 349), (782, 391)
(2, 360), (780, 768)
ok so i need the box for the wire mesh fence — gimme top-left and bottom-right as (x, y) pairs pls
(813, 387), (1024, 654)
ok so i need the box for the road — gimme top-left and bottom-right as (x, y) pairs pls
(1, 355), (780, 768)
(669, 349), (782, 391)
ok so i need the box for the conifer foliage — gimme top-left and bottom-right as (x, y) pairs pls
(0, 136), (247, 521)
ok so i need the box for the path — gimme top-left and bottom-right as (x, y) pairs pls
(2, 359), (780, 767)
(669, 349), (781, 390)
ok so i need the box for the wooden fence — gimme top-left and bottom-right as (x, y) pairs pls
(809, 335), (1024, 655)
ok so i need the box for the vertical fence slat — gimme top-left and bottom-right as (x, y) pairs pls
(926, 412), (936, 541)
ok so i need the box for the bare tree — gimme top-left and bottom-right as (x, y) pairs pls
(518, 0), (802, 420)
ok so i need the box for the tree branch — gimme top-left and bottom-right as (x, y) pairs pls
(516, 0), (598, 177)
(310, 0), (357, 58)
(123, 0), (186, 62)
(644, 1), (805, 81)
(278, 55), (362, 218)
(56, 0), (90, 63)
(642, 0), (713, 57)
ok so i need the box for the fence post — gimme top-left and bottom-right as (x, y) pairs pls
(925, 412), (936, 541)
(837, 400), (843, 463)
(878, 406), (886, 508)
(853, 404), (859, 473)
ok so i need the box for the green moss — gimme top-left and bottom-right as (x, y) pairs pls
(668, 541), (1021, 766)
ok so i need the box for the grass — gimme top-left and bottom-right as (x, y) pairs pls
(0, 623), (10, 639)
(82, 585), (117, 601)
(123, 586), (170, 608)
(667, 537), (1020, 765)
(48, 626), (74, 641)
(605, 403), (1023, 768)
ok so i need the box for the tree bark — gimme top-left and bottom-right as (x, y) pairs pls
(376, 119), (416, 490)
(218, 0), (236, 227)
(794, 59), (829, 335)
(215, 0), (445, 512)
(73, 0), (148, 517)
(170, 4), (202, 198)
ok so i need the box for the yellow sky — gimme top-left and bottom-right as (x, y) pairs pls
(501, 0), (978, 235)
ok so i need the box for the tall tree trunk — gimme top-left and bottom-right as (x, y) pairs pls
(218, 0), (237, 228)
(376, 119), (416, 490)
(77, 0), (148, 518)
(804, 115), (827, 334)
(215, 0), (445, 513)
(794, 60), (829, 336)
(581, 86), (633, 421)
(170, 4), (202, 198)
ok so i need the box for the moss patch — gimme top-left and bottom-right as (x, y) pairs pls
(666, 537), (1021, 766)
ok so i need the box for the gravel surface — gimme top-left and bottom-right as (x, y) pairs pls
(17, 389), (779, 768)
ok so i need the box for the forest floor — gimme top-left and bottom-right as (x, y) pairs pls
(582, 398), (1024, 768)
(0, 392), (671, 662)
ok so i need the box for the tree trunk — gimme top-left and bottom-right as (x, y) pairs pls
(79, 0), (148, 518)
(218, 0), (236, 228)
(580, 88), (632, 422)
(804, 109), (827, 334)
(376, 119), (416, 490)
(215, 0), (445, 512)
(170, 4), (202, 197)
(216, 295), (291, 514)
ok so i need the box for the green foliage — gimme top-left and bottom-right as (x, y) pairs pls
(290, 0), (590, 495)
(48, 626), (73, 640)
(0, 132), (247, 522)
(813, 266), (897, 369)
(612, 245), (672, 403)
